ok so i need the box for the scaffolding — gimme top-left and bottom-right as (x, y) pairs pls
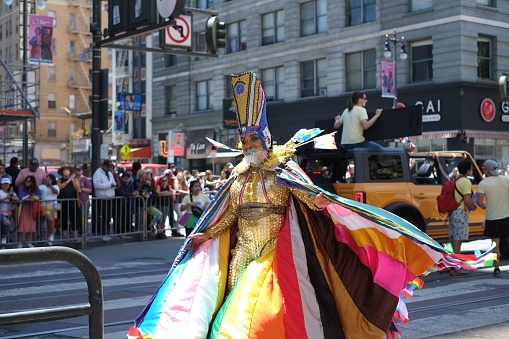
(0, 55), (40, 163)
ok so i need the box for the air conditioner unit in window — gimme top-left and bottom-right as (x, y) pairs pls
(319, 89), (327, 96)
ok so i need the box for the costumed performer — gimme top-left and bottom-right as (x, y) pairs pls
(130, 72), (491, 339)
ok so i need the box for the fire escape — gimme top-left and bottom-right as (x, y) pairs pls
(67, 0), (92, 113)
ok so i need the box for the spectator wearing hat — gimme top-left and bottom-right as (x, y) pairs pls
(57, 165), (82, 241)
(0, 177), (18, 247)
(478, 159), (509, 278)
(5, 157), (20, 190)
(39, 174), (59, 246)
(0, 163), (12, 183)
(15, 158), (46, 188)
(92, 160), (116, 240)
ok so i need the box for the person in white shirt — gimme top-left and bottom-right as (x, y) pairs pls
(92, 160), (116, 240)
(334, 91), (383, 150)
(0, 177), (18, 247)
(39, 174), (60, 246)
(477, 159), (509, 278)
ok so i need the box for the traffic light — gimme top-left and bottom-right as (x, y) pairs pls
(499, 73), (509, 100)
(205, 16), (226, 54)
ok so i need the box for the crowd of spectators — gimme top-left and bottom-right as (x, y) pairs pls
(0, 157), (235, 248)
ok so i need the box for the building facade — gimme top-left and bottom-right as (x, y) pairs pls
(143, 0), (509, 172)
(0, 0), (111, 167)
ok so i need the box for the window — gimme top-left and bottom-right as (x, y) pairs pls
(262, 66), (285, 101)
(368, 155), (404, 181)
(301, 59), (327, 97)
(69, 13), (76, 29)
(69, 94), (75, 110)
(196, 0), (213, 8)
(164, 54), (177, 67)
(411, 41), (433, 82)
(411, 0), (432, 11)
(346, 0), (376, 26)
(196, 80), (212, 111)
(262, 10), (285, 45)
(15, 17), (18, 33)
(48, 11), (56, 26)
(301, 0), (327, 37)
(165, 86), (177, 115)
(48, 66), (55, 81)
(48, 94), (56, 109)
(227, 21), (246, 53)
(69, 40), (75, 55)
(194, 31), (207, 60)
(0, 25), (2, 39)
(477, 37), (492, 80)
(345, 49), (376, 91)
(477, 0), (494, 7)
(69, 67), (76, 82)
(48, 121), (56, 137)
(225, 75), (233, 99)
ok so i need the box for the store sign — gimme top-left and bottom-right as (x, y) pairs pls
(415, 99), (441, 123)
(480, 98), (496, 122)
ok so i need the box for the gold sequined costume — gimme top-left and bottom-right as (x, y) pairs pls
(207, 149), (318, 291)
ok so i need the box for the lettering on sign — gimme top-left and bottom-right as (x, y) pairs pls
(190, 143), (206, 154)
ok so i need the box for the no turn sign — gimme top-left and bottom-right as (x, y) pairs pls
(164, 15), (192, 48)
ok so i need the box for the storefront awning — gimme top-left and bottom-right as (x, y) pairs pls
(464, 129), (509, 140)
(411, 130), (459, 140)
(130, 146), (151, 159)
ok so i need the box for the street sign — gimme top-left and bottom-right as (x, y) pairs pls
(164, 15), (192, 48)
(121, 143), (131, 155)
(118, 93), (142, 111)
(79, 51), (93, 62)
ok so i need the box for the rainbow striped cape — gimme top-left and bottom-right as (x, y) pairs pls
(132, 160), (489, 339)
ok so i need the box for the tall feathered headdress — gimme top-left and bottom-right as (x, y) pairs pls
(231, 72), (272, 150)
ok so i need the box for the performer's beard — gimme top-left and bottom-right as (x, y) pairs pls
(244, 147), (268, 166)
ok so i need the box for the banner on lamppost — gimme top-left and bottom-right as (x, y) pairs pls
(113, 110), (125, 133)
(381, 61), (395, 98)
(28, 14), (54, 65)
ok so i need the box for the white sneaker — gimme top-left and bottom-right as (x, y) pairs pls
(16, 243), (22, 248)
(48, 234), (54, 242)
(47, 241), (53, 246)
(1, 237), (6, 245)
(102, 236), (111, 242)
(26, 243), (34, 248)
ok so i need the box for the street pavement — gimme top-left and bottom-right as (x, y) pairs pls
(3, 237), (509, 339)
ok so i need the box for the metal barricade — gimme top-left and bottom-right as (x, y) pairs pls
(1, 194), (184, 249)
(0, 246), (104, 338)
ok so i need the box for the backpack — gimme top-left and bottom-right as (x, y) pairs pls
(437, 178), (464, 214)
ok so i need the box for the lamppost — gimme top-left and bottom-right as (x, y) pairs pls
(383, 30), (408, 108)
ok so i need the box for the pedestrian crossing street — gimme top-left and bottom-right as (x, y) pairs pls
(1, 261), (509, 338)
